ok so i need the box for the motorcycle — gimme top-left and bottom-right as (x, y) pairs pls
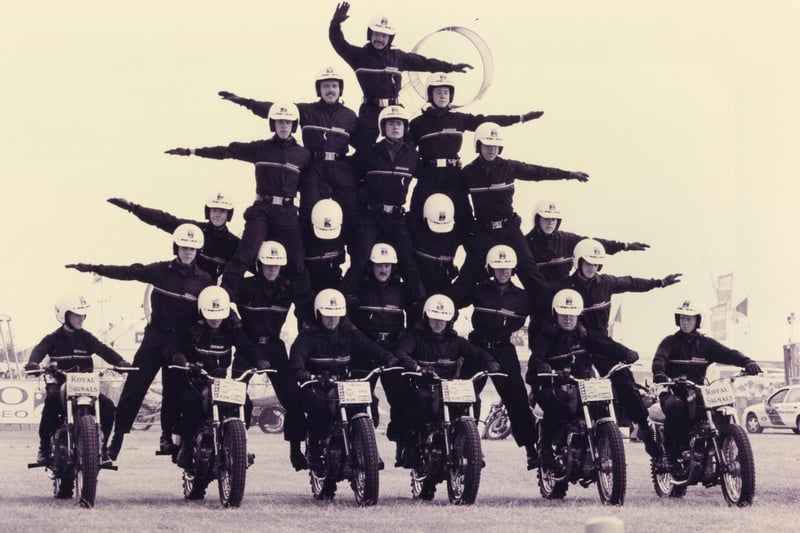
(132, 384), (161, 431)
(27, 362), (138, 508)
(402, 370), (506, 505)
(648, 372), (756, 507)
(481, 400), (511, 440)
(166, 364), (272, 507)
(249, 379), (286, 434)
(536, 363), (629, 505)
(300, 366), (397, 506)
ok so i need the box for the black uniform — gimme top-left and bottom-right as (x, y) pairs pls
(302, 226), (347, 294)
(409, 219), (462, 296)
(28, 327), (127, 449)
(190, 135), (311, 300)
(525, 226), (628, 283)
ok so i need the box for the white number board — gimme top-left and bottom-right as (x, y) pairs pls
(65, 373), (100, 398)
(338, 381), (372, 405)
(700, 381), (736, 408)
(578, 379), (614, 403)
(441, 380), (476, 403)
(211, 379), (247, 405)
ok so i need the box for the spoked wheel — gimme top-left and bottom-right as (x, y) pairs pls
(218, 420), (248, 508)
(595, 422), (626, 505)
(257, 405), (286, 434)
(308, 439), (336, 501)
(54, 472), (75, 499)
(75, 415), (100, 508)
(537, 432), (569, 500)
(183, 470), (209, 501)
(446, 418), (482, 505)
(349, 416), (380, 506)
(650, 455), (687, 498)
(482, 405), (512, 440)
(410, 465), (437, 501)
(719, 424), (756, 507)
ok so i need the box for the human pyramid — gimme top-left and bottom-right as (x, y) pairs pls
(46, 1), (764, 507)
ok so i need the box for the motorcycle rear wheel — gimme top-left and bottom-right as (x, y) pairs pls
(350, 416), (380, 506)
(133, 404), (157, 431)
(483, 405), (512, 440)
(446, 418), (482, 505)
(308, 437), (337, 500)
(218, 420), (248, 508)
(257, 405), (286, 434)
(719, 424), (756, 507)
(75, 415), (100, 508)
(595, 422), (626, 505)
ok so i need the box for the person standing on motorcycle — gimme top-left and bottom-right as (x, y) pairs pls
(393, 294), (501, 467)
(106, 191), (240, 281)
(458, 245), (539, 470)
(25, 292), (132, 464)
(560, 238), (682, 457)
(410, 193), (463, 296)
(234, 240), (313, 471)
(304, 199), (347, 294)
(165, 103), (311, 303)
(652, 299), (761, 473)
(524, 199), (650, 283)
(218, 68), (360, 248)
(329, 2), (473, 151)
(408, 72), (544, 237)
(65, 223), (213, 461)
(289, 288), (398, 470)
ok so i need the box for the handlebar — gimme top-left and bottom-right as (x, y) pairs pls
(25, 363), (139, 378)
(400, 370), (506, 382)
(299, 365), (404, 389)
(168, 363), (271, 382)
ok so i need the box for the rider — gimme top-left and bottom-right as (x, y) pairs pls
(304, 199), (347, 293)
(410, 193), (463, 296)
(234, 240), (312, 471)
(65, 223), (213, 460)
(329, 2), (473, 150)
(652, 299), (761, 473)
(289, 288), (397, 470)
(106, 191), (240, 281)
(393, 294), (500, 467)
(25, 292), (132, 464)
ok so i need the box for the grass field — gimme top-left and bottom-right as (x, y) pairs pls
(2, 424), (799, 533)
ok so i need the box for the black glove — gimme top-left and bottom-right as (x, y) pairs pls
(660, 273), (683, 287)
(558, 368), (573, 380)
(65, 263), (92, 273)
(653, 373), (668, 384)
(331, 1), (350, 23)
(403, 359), (419, 372)
(107, 197), (134, 211)
(211, 367), (227, 378)
(622, 350), (640, 364)
(486, 360), (501, 374)
(745, 362), (762, 375)
(255, 359), (271, 371)
(116, 360), (132, 368)
(420, 366), (436, 377)
(24, 362), (39, 372)
(625, 241), (650, 251)
(172, 353), (187, 366)
(297, 370), (311, 382)
(451, 63), (473, 73)
(218, 90), (237, 100)
(522, 111), (544, 122)
(165, 147), (191, 156)
(569, 171), (589, 183)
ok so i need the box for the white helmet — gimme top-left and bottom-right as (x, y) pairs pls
(173, 223), (204, 250)
(572, 238), (606, 271)
(257, 240), (288, 267)
(378, 105), (408, 135)
(422, 193), (455, 234)
(369, 242), (398, 264)
(425, 72), (455, 105)
(314, 288), (347, 318)
(310, 199), (343, 239)
(486, 244), (517, 270)
(423, 294), (455, 322)
(55, 292), (91, 324)
(473, 122), (504, 152)
(367, 13), (396, 37)
(315, 66), (344, 97)
(674, 299), (702, 328)
(205, 190), (234, 221)
(268, 102), (300, 133)
(197, 286), (230, 320)
(552, 289), (584, 317)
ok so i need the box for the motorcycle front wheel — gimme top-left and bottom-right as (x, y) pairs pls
(257, 405), (286, 434)
(595, 422), (626, 505)
(75, 415), (100, 508)
(719, 424), (756, 507)
(350, 416), (380, 506)
(446, 418), (482, 505)
(218, 419), (248, 508)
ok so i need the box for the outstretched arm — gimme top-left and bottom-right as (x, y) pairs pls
(218, 91), (273, 119)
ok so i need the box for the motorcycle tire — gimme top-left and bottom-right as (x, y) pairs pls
(446, 418), (482, 505)
(308, 437), (337, 501)
(52, 431), (74, 499)
(218, 420), (248, 508)
(133, 403), (157, 431)
(349, 416), (380, 506)
(482, 405), (512, 440)
(650, 423), (687, 499)
(595, 422), (626, 505)
(537, 426), (569, 500)
(719, 424), (756, 507)
(257, 405), (286, 434)
(183, 471), (209, 500)
(75, 415), (100, 508)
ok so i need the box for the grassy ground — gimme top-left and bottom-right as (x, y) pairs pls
(2, 424), (799, 532)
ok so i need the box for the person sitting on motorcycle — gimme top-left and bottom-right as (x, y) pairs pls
(170, 286), (264, 470)
(393, 294), (500, 467)
(25, 292), (132, 464)
(652, 299), (761, 474)
(289, 288), (398, 471)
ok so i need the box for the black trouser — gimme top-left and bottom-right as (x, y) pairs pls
(114, 326), (179, 436)
(409, 169), (473, 240)
(299, 165), (359, 253)
(537, 381), (579, 450)
(659, 390), (698, 460)
(40, 384), (115, 445)
(593, 358), (649, 427)
(301, 383), (338, 447)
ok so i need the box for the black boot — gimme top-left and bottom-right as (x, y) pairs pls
(108, 433), (124, 461)
(36, 440), (51, 465)
(289, 440), (307, 471)
(525, 443), (539, 470)
(159, 431), (175, 453)
(637, 423), (658, 458)
(176, 441), (192, 470)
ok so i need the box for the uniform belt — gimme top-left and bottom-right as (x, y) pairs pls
(313, 151), (343, 161)
(371, 331), (398, 342)
(368, 203), (404, 215)
(473, 336), (511, 350)
(362, 97), (399, 107)
(426, 158), (461, 168)
(257, 336), (271, 344)
(152, 325), (176, 333)
(479, 216), (511, 230)
(255, 193), (295, 206)
(414, 250), (454, 263)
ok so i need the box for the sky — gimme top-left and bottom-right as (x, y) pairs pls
(1, 1), (799, 362)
